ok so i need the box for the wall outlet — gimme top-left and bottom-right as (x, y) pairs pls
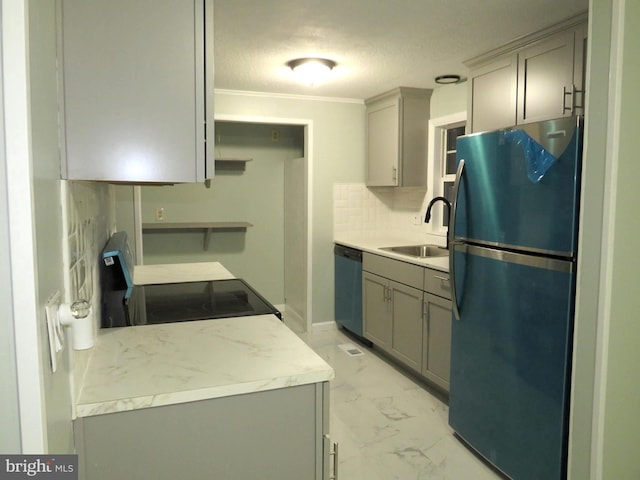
(271, 130), (279, 142)
(155, 207), (164, 221)
(413, 214), (423, 225)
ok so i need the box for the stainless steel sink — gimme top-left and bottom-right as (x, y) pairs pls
(380, 244), (449, 258)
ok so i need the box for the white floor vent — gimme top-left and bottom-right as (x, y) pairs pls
(338, 343), (365, 357)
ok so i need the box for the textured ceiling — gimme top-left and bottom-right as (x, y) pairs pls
(214, 0), (589, 100)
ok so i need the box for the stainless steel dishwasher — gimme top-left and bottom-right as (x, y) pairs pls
(334, 244), (365, 338)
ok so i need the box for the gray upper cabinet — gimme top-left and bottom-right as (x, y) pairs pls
(517, 29), (577, 125)
(468, 54), (517, 133)
(57, 0), (215, 183)
(467, 14), (587, 133)
(365, 87), (432, 187)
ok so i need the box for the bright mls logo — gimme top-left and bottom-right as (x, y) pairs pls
(0, 455), (77, 479)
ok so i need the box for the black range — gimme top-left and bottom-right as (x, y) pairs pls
(99, 232), (281, 328)
(132, 278), (282, 325)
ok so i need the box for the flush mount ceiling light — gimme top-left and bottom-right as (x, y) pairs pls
(435, 74), (462, 85)
(287, 58), (337, 86)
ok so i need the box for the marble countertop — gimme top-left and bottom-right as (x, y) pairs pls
(133, 261), (235, 285)
(78, 262), (334, 418)
(77, 315), (334, 418)
(334, 233), (449, 272)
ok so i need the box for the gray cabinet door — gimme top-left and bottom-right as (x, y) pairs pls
(390, 281), (423, 372)
(366, 97), (399, 186)
(422, 293), (452, 391)
(365, 88), (431, 187)
(363, 271), (391, 348)
(75, 383), (326, 480)
(469, 54), (517, 133)
(59, 0), (213, 183)
(516, 29), (576, 125)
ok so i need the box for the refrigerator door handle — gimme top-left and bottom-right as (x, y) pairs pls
(449, 159), (465, 320)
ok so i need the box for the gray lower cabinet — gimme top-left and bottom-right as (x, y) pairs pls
(74, 383), (332, 480)
(362, 270), (424, 371)
(362, 271), (392, 349)
(389, 280), (424, 371)
(363, 254), (424, 372)
(422, 292), (452, 390)
(363, 253), (452, 390)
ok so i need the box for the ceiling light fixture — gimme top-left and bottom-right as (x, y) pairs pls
(287, 58), (336, 86)
(435, 74), (462, 85)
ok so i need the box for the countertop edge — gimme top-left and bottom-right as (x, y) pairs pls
(75, 315), (335, 418)
(76, 368), (335, 418)
(334, 234), (450, 272)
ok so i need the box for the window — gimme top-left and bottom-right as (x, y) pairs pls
(441, 124), (466, 227)
(427, 113), (466, 233)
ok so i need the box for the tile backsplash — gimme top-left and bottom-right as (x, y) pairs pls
(333, 183), (444, 240)
(63, 181), (114, 409)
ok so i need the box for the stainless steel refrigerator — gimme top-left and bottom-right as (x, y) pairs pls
(448, 116), (583, 480)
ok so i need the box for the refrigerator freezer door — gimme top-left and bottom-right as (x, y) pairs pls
(453, 116), (582, 257)
(449, 244), (574, 480)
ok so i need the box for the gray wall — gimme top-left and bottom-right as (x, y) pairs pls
(141, 122), (304, 304)
(28, 0), (73, 453)
(140, 87), (467, 325)
(595, 1), (640, 477)
(162, 93), (366, 325)
(430, 82), (467, 118)
(0, 2), (21, 452)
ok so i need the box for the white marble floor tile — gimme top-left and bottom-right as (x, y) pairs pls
(291, 323), (502, 480)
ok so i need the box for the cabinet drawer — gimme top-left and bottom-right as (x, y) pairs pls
(424, 268), (451, 299)
(363, 253), (422, 290)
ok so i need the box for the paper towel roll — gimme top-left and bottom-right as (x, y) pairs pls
(59, 301), (95, 350)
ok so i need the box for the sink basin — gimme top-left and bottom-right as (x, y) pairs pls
(380, 244), (449, 258)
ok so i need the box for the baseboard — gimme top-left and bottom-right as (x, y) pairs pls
(311, 321), (338, 332)
(279, 304), (306, 332)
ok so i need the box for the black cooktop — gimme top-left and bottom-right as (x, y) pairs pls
(131, 278), (281, 325)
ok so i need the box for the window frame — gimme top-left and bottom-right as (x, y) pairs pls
(426, 112), (467, 235)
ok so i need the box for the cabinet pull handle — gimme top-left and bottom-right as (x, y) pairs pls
(329, 442), (339, 480)
(563, 85), (572, 113)
(563, 85), (585, 114)
(392, 166), (397, 183)
(384, 286), (392, 303)
(433, 275), (448, 282)
(573, 86), (585, 111)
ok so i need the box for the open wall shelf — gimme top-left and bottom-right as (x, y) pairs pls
(214, 157), (253, 171)
(142, 222), (253, 250)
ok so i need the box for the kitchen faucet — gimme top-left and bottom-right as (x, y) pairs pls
(424, 196), (452, 249)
